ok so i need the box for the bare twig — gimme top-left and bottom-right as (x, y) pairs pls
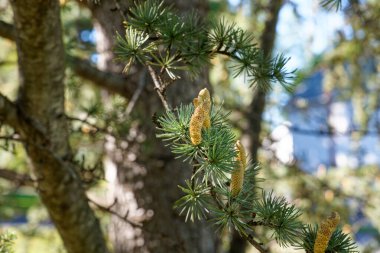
(147, 65), (171, 111)
(244, 234), (269, 253)
(111, 0), (127, 21)
(88, 197), (142, 228)
(66, 115), (108, 135)
(126, 70), (147, 116)
(0, 134), (24, 143)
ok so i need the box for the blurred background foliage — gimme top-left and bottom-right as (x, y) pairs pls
(0, 0), (379, 252)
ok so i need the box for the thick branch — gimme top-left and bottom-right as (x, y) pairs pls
(0, 19), (134, 99)
(0, 93), (20, 130)
(67, 55), (133, 98)
(0, 20), (15, 40)
(0, 168), (33, 186)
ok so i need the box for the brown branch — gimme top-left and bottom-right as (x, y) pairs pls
(111, 0), (127, 21)
(0, 20), (15, 40)
(125, 70), (147, 116)
(66, 115), (109, 135)
(67, 55), (133, 98)
(244, 234), (269, 253)
(0, 19), (135, 99)
(0, 93), (21, 131)
(88, 197), (142, 228)
(147, 65), (171, 111)
(0, 168), (34, 187)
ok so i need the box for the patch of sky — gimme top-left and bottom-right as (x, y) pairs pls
(80, 29), (97, 44)
(267, 0), (347, 130)
(90, 54), (99, 64)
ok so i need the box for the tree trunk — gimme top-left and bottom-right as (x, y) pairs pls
(229, 0), (284, 252)
(87, 1), (218, 252)
(8, 1), (109, 253)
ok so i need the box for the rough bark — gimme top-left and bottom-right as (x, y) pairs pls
(7, 1), (109, 253)
(87, 1), (218, 252)
(229, 1), (284, 252)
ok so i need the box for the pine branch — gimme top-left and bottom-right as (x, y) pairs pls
(320, 0), (343, 11)
(294, 224), (358, 252)
(115, 0), (296, 93)
(252, 191), (303, 246)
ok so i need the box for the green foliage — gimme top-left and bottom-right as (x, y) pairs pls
(115, 27), (156, 73)
(320, 0), (343, 11)
(294, 224), (358, 252)
(174, 180), (211, 222)
(115, 0), (295, 91)
(0, 231), (16, 253)
(252, 191), (303, 246)
(120, 1), (359, 251)
(156, 96), (305, 248)
(156, 95), (358, 251)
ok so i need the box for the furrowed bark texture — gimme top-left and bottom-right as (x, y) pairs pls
(229, 1), (284, 252)
(9, 1), (108, 253)
(87, 1), (218, 252)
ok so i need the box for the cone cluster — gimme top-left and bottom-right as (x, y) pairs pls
(189, 88), (211, 145)
(230, 140), (247, 197)
(314, 212), (340, 253)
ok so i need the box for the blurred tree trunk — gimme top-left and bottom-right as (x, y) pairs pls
(87, 1), (218, 252)
(4, 1), (109, 253)
(229, 0), (284, 252)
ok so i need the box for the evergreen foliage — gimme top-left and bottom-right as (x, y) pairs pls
(156, 89), (358, 251)
(116, 1), (359, 251)
(115, 0), (294, 91)
(0, 231), (16, 253)
(320, 0), (343, 11)
(295, 225), (358, 252)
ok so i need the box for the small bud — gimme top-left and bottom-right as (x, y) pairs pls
(230, 140), (247, 196)
(314, 212), (340, 253)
